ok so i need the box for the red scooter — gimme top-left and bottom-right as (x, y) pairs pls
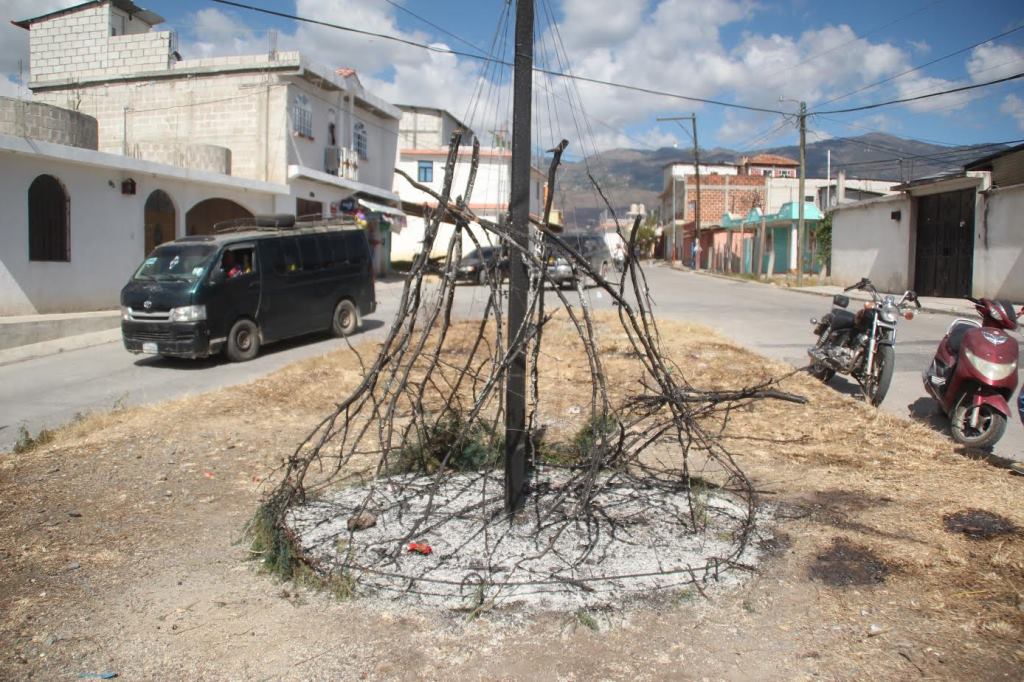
(923, 298), (1020, 449)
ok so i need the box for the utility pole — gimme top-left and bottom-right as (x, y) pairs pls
(505, 0), (533, 515)
(670, 172), (676, 263)
(796, 101), (806, 287)
(657, 114), (700, 267)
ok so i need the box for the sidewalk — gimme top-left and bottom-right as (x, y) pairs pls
(0, 309), (121, 365)
(666, 262), (980, 318)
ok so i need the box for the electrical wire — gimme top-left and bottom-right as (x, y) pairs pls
(813, 24), (1024, 109)
(209, 0), (788, 115)
(813, 70), (1024, 114)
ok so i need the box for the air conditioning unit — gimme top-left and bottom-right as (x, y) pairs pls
(324, 146), (341, 175)
(339, 147), (359, 180)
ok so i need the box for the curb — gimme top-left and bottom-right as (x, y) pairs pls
(0, 328), (122, 367)
(662, 263), (971, 318)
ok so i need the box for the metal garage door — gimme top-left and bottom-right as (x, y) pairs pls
(914, 188), (974, 298)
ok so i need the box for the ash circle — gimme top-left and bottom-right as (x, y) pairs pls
(286, 469), (769, 611)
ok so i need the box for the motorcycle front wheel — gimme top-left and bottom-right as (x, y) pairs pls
(950, 401), (1007, 450)
(863, 344), (894, 407)
(809, 331), (836, 384)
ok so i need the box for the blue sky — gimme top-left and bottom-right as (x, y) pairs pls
(3, 0), (1023, 156)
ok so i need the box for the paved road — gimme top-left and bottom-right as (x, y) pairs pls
(2, 265), (1021, 459)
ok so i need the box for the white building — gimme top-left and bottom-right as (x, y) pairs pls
(1, 0), (412, 313)
(0, 103), (290, 314)
(391, 106), (543, 262)
(830, 144), (1024, 300)
(15, 1), (404, 239)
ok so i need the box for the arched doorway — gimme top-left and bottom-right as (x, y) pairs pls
(185, 198), (253, 236)
(28, 174), (69, 262)
(144, 189), (176, 254)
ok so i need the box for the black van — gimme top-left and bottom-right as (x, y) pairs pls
(120, 216), (376, 362)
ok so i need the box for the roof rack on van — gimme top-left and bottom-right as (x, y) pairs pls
(212, 214), (364, 234)
(213, 214), (296, 233)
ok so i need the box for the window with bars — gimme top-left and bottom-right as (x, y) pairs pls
(354, 121), (368, 160)
(292, 94), (313, 139)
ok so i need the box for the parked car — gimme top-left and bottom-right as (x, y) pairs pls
(120, 215), (376, 362)
(455, 245), (508, 285)
(543, 233), (613, 288)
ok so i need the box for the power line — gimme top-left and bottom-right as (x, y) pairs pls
(814, 23), (1024, 108)
(826, 138), (1024, 169)
(209, 0), (788, 115)
(813, 70), (1024, 114)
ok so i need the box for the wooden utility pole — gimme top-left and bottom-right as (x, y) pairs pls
(505, 0), (533, 515)
(657, 114), (701, 267)
(796, 100), (806, 287)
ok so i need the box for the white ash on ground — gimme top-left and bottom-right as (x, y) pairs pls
(285, 469), (772, 611)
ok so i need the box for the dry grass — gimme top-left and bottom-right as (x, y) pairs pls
(2, 311), (1023, 678)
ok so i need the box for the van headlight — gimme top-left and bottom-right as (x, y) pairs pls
(121, 306), (131, 321)
(169, 305), (207, 322)
(964, 348), (1016, 381)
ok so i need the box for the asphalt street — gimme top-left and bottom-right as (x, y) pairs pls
(2, 264), (1021, 460)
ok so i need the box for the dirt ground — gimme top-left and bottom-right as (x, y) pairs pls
(2, 313), (1023, 680)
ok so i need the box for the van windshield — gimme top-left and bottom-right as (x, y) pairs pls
(134, 244), (217, 282)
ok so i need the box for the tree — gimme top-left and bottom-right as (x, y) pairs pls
(814, 212), (832, 276)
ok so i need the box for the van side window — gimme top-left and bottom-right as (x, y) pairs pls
(267, 237), (300, 275)
(218, 246), (256, 279)
(297, 235), (322, 271)
(327, 233), (348, 268)
(346, 233), (367, 263)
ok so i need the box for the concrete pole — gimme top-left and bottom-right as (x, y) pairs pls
(505, 0), (533, 515)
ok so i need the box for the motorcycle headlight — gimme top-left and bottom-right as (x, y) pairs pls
(964, 348), (1016, 381)
(168, 305), (207, 322)
(880, 304), (898, 323)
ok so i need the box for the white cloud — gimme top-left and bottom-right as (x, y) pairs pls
(1001, 94), (1024, 130)
(0, 75), (30, 99)
(184, 8), (265, 58)
(966, 43), (1024, 83)
(908, 39), (930, 54)
(893, 74), (971, 113)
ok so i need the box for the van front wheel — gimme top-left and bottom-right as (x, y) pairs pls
(226, 319), (260, 362)
(331, 299), (359, 337)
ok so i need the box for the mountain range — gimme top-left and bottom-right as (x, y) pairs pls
(555, 133), (1007, 229)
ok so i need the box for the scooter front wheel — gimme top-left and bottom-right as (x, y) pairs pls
(950, 401), (1007, 450)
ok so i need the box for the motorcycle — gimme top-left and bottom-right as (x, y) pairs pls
(808, 277), (920, 406)
(923, 298), (1020, 449)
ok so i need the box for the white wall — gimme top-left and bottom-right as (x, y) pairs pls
(395, 149), (514, 219)
(831, 193), (912, 292)
(391, 217), (500, 262)
(974, 183), (1024, 301)
(0, 151), (285, 314)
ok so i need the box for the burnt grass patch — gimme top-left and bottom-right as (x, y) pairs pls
(809, 538), (892, 587)
(943, 509), (1018, 540)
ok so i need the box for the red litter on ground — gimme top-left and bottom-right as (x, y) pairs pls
(407, 542), (432, 555)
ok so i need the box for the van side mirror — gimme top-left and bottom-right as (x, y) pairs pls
(210, 268), (226, 285)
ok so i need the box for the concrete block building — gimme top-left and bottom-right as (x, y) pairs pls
(2, 0), (410, 313)
(15, 0), (403, 221)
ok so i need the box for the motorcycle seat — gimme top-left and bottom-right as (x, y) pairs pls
(946, 320), (978, 355)
(828, 308), (856, 330)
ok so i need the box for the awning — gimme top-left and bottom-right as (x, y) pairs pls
(358, 198), (407, 231)
(358, 198), (405, 218)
